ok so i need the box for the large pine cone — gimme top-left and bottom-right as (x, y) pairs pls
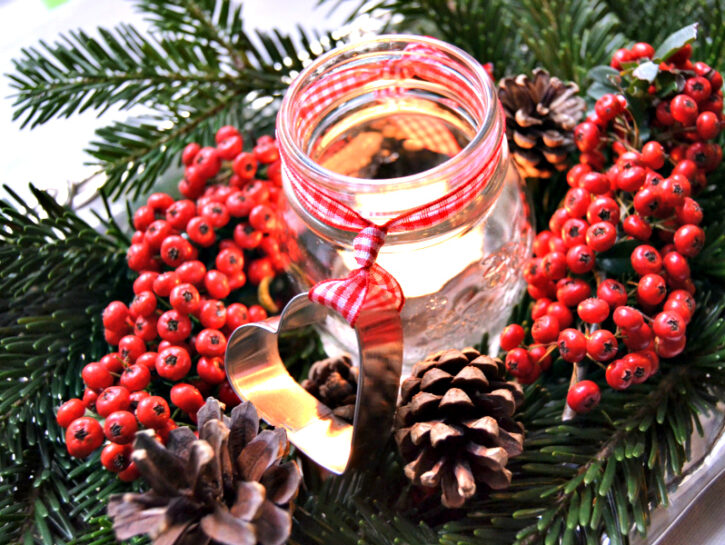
(301, 354), (358, 422)
(395, 348), (525, 508)
(108, 398), (301, 545)
(499, 68), (585, 179)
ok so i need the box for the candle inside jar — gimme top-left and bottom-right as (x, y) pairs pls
(309, 98), (486, 297)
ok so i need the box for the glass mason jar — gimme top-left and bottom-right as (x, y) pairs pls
(276, 35), (532, 374)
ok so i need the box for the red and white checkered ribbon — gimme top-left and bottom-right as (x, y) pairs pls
(282, 44), (503, 325)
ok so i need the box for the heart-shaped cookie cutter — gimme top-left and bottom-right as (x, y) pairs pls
(225, 293), (403, 474)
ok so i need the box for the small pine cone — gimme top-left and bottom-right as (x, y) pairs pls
(301, 354), (358, 422)
(108, 398), (301, 545)
(394, 348), (525, 508)
(499, 68), (586, 179)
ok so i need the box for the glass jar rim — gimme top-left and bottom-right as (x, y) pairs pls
(276, 34), (502, 196)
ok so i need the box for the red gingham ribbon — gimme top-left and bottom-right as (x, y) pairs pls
(282, 44), (503, 325)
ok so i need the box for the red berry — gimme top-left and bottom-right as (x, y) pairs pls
(169, 283), (201, 315)
(119, 364), (151, 392)
(606, 359), (633, 390)
(153, 271), (181, 298)
(622, 215), (652, 241)
(128, 390), (149, 412)
(232, 152), (258, 180)
(631, 245), (662, 275)
(557, 328), (587, 363)
(226, 303), (250, 330)
(204, 270), (231, 299)
(218, 381), (241, 407)
(664, 298), (693, 324)
(186, 216), (216, 247)
(656, 101), (675, 125)
(655, 334), (687, 358)
(192, 146), (221, 179)
(95, 386), (131, 418)
(641, 141), (665, 170)
(685, 76), (712, 102)
(215, 125), (240, 144)
(531, 298), (553, 320)
(129, 291), (156, 319)
(103, 410), (138, 444)
(556, 278), (591, 307)
(528, 344), (553, 371)
(56, 399), (86, 428)
(597, 279), (628, 308)
(253, 142), (279, 164)
(217, 134), (243, 161)
(673, 224), (705, 257)
(136, 396), (170, 429)
(561, 218), (589, 248)
(594, 93), (622, 122)
(531, 315), (560, 344)
(549, 208), (571, 234)
(587, 196), (620, 225)
(135, 351), (158, 371)
(660, 176), (690, 208)
(637, 274), (667, 306)
(540, 252), (566, 281)
(653, 311), (686, 340)
(159, 235), (192, 268)
(622, 322), (654, 352)
(249, 204), (278, 233)
(564, 187), (592, 218)
(577, 297), (609, 324)
(156, 346), (192, 381)
(248, 305), (268, 322)
(566, 380), (601, 413)
(670, 94), (699, 125)
(631, 42), (654, 59)
(157, 310), (192, 343)
(586, 222), (616, 252)
(133, 205), (156, 231)
(623, 353), (652, 384)
(567, 164), (591, 188)
(104, 328), (126, 346)
(668, 44), (692, 65)
(176, 260), (207, 285)
(505, 348), (533, 378)
(200, 299), (227, 329)
(118, 334), (146, 363)
(610, 48), (632, 70)
(633, 186), (662, 217)
(165, 199), (196, 230)
(133, 271), (159, 295)
(617, 166), (646, 193)
(103, 301), (130, 331)
(82, 388), (99, 411)
(248, 257), (276, 285)
(101, 443), (133, 473)
(182, 142), (201, 166)
(566, 244), (595, 274)
(663, 251), (691, 281)
(216, 247), (245, 276)
(696, 111), (720, 140)
(195, 328), (227, 357)
(546, 302), (573, 329)
(82, 362), (113, 391)
(500, 324), (526, 351)
(197, 356), (227, 385)
(170, 383), (205, 414)
(587, 329), (618, 361)
(66, 417), (104, 458)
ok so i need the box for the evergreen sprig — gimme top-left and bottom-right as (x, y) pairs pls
(0, 186), (132, 544)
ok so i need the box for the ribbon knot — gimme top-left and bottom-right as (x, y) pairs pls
(354, 226), (386, 269)
(309, 224), (403, 326)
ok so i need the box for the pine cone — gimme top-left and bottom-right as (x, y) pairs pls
(499, 68), (585, 179)
(301, 354), (358, 422)
(108, 398), (301, 545)
(394, 348), (525, 508)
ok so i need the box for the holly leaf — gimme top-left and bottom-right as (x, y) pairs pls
(596, 240), (639, 276)
(654, 24), (699, 62)
(632, 61), (659, 83)
(588, 65), (621, 86)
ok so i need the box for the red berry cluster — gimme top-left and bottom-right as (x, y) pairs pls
(58, 125), (286, 478)
(501, 42), (718, 415)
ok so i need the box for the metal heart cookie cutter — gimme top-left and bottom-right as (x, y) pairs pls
(225, 293), (403, 474)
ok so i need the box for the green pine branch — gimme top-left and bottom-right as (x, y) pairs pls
(0, 186), (133, 544)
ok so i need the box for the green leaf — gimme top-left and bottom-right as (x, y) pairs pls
(654, 23), (699, 61)
(596, 239), (639, 275)
(632, 61), (659, 83)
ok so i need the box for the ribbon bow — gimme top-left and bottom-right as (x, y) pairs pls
(309, 226), (404, 325)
